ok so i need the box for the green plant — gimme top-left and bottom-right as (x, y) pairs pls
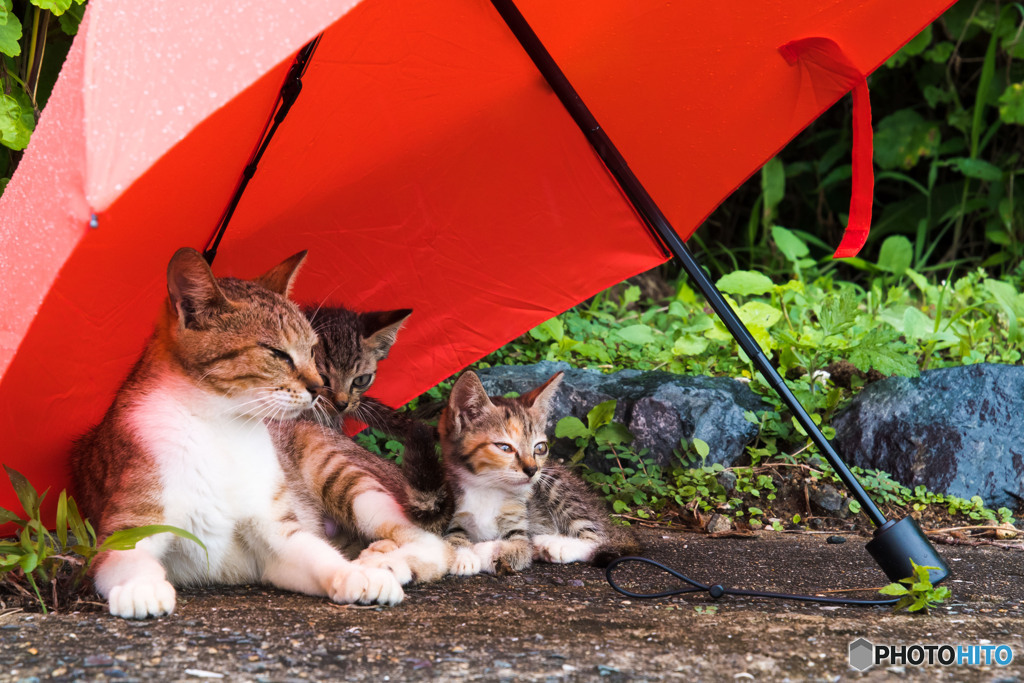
(879, 559), (952, 612)
(0, 465), (205, 613)
(354, 427), (407, 463)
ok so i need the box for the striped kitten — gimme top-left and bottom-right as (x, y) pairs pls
(70, 248), (404, 618)
(285, 304), (450, 583)
(303, 305), (411, 427)
(419, 371), (613, 575)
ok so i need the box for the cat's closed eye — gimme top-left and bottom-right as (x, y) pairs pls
(260, 343), (296, 370)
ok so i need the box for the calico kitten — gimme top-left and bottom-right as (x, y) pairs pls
(70, 248), (403, 618)
(362, 371), (620, 576)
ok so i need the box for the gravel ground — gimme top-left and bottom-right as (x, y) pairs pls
(2, 527), (1024, 682)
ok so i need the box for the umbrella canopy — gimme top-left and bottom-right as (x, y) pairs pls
(0, 0), (954, 515)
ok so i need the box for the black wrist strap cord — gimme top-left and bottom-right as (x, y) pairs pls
(606, 556), (900, 606)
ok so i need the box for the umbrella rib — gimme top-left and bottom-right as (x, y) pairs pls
(203, 34), (324, 265)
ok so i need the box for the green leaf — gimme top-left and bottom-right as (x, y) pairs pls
(771, 225), (809, 262)
(737, 301), (783, 329)
(594, 422), (634, 446)
(621, 285), (641, 307)
(612, 500), (629, 514)
(0, 93), (35, 151)
(886, 24), (932, 67)
(879, 582), (910, 596)
(947, 157), (1003, 181)
(902, 307), (934, 341)
(985, 278), (1023, 341)
(530, 317), (564, 343)
(28, 0), (73, 15)
(0, 506), (24, 525)
(692, 438), (710, 458)
(873, 109), (940, 170)
(716, 271), (774, 296)
(0, 9), (21, 57)
(56, 491), (68, 549)
(555, 416), (590, 440)
(3, 465), (38, 517)
(100, 525), (208, 562)
(57, 2), (85, 35)
(876, 235), (913, 275)
(999, 82), (1024, 125)
(18, 551), (39, 574)
(761, 157), (785, 224)
(586, 400), (618, 432)
(672, 334), (708, 356)
(616, 324), (656, 346)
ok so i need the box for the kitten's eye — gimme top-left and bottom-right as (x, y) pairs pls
(494, 443), (513, 453)
(260, 344), (295, 370)
(534, 442), (549, 456)
(351, 373), (373, 389)
(319, 373), (331, 387)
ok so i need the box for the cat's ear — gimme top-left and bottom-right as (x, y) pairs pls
(166, 247), (231, 329)
(448, 371), (493, 434)
(521, 372), (564, 417)
(361, 309), (413, 359)
(256, 250), (307, 298)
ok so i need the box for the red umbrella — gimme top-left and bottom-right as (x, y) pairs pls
(1, 0), (952, 556)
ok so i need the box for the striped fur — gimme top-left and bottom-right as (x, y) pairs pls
(70, 249), (403, 618)
(433, 371), (617, 575)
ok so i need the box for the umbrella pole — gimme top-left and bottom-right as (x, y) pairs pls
(491, 0), (949, 584)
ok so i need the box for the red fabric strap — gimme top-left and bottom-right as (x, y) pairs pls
(779, 38), (873, 258)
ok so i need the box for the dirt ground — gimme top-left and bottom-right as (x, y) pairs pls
(2, 527), (1024, 682)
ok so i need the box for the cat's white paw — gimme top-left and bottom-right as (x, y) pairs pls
(107, 578), (176, 619)
(355, 549), (414, 585)
(451, 547), (482, 576)
(329, 564), (404, 606)
(532, 534), (597, 564)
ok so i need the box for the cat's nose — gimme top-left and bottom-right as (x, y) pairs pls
(306, 381), (324, 398)
(522, 464), (537, 478)
(335, 400), (349, 412)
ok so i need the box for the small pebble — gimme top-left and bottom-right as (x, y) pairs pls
(826, 535), (846, 544)
(568, 579), (584, 588)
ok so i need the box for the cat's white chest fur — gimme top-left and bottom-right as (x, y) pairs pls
(130, 378), (284, 585)
(456, 479), (513, 542)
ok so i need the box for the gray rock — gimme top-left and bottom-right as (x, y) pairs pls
(706, 513), (733, 534)
(808, 483), (845, 513)
(833, 363), (1024, 510)
(476, 362), (765, 471)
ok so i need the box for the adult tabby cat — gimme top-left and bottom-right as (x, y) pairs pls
(70, 248), (404, 618)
